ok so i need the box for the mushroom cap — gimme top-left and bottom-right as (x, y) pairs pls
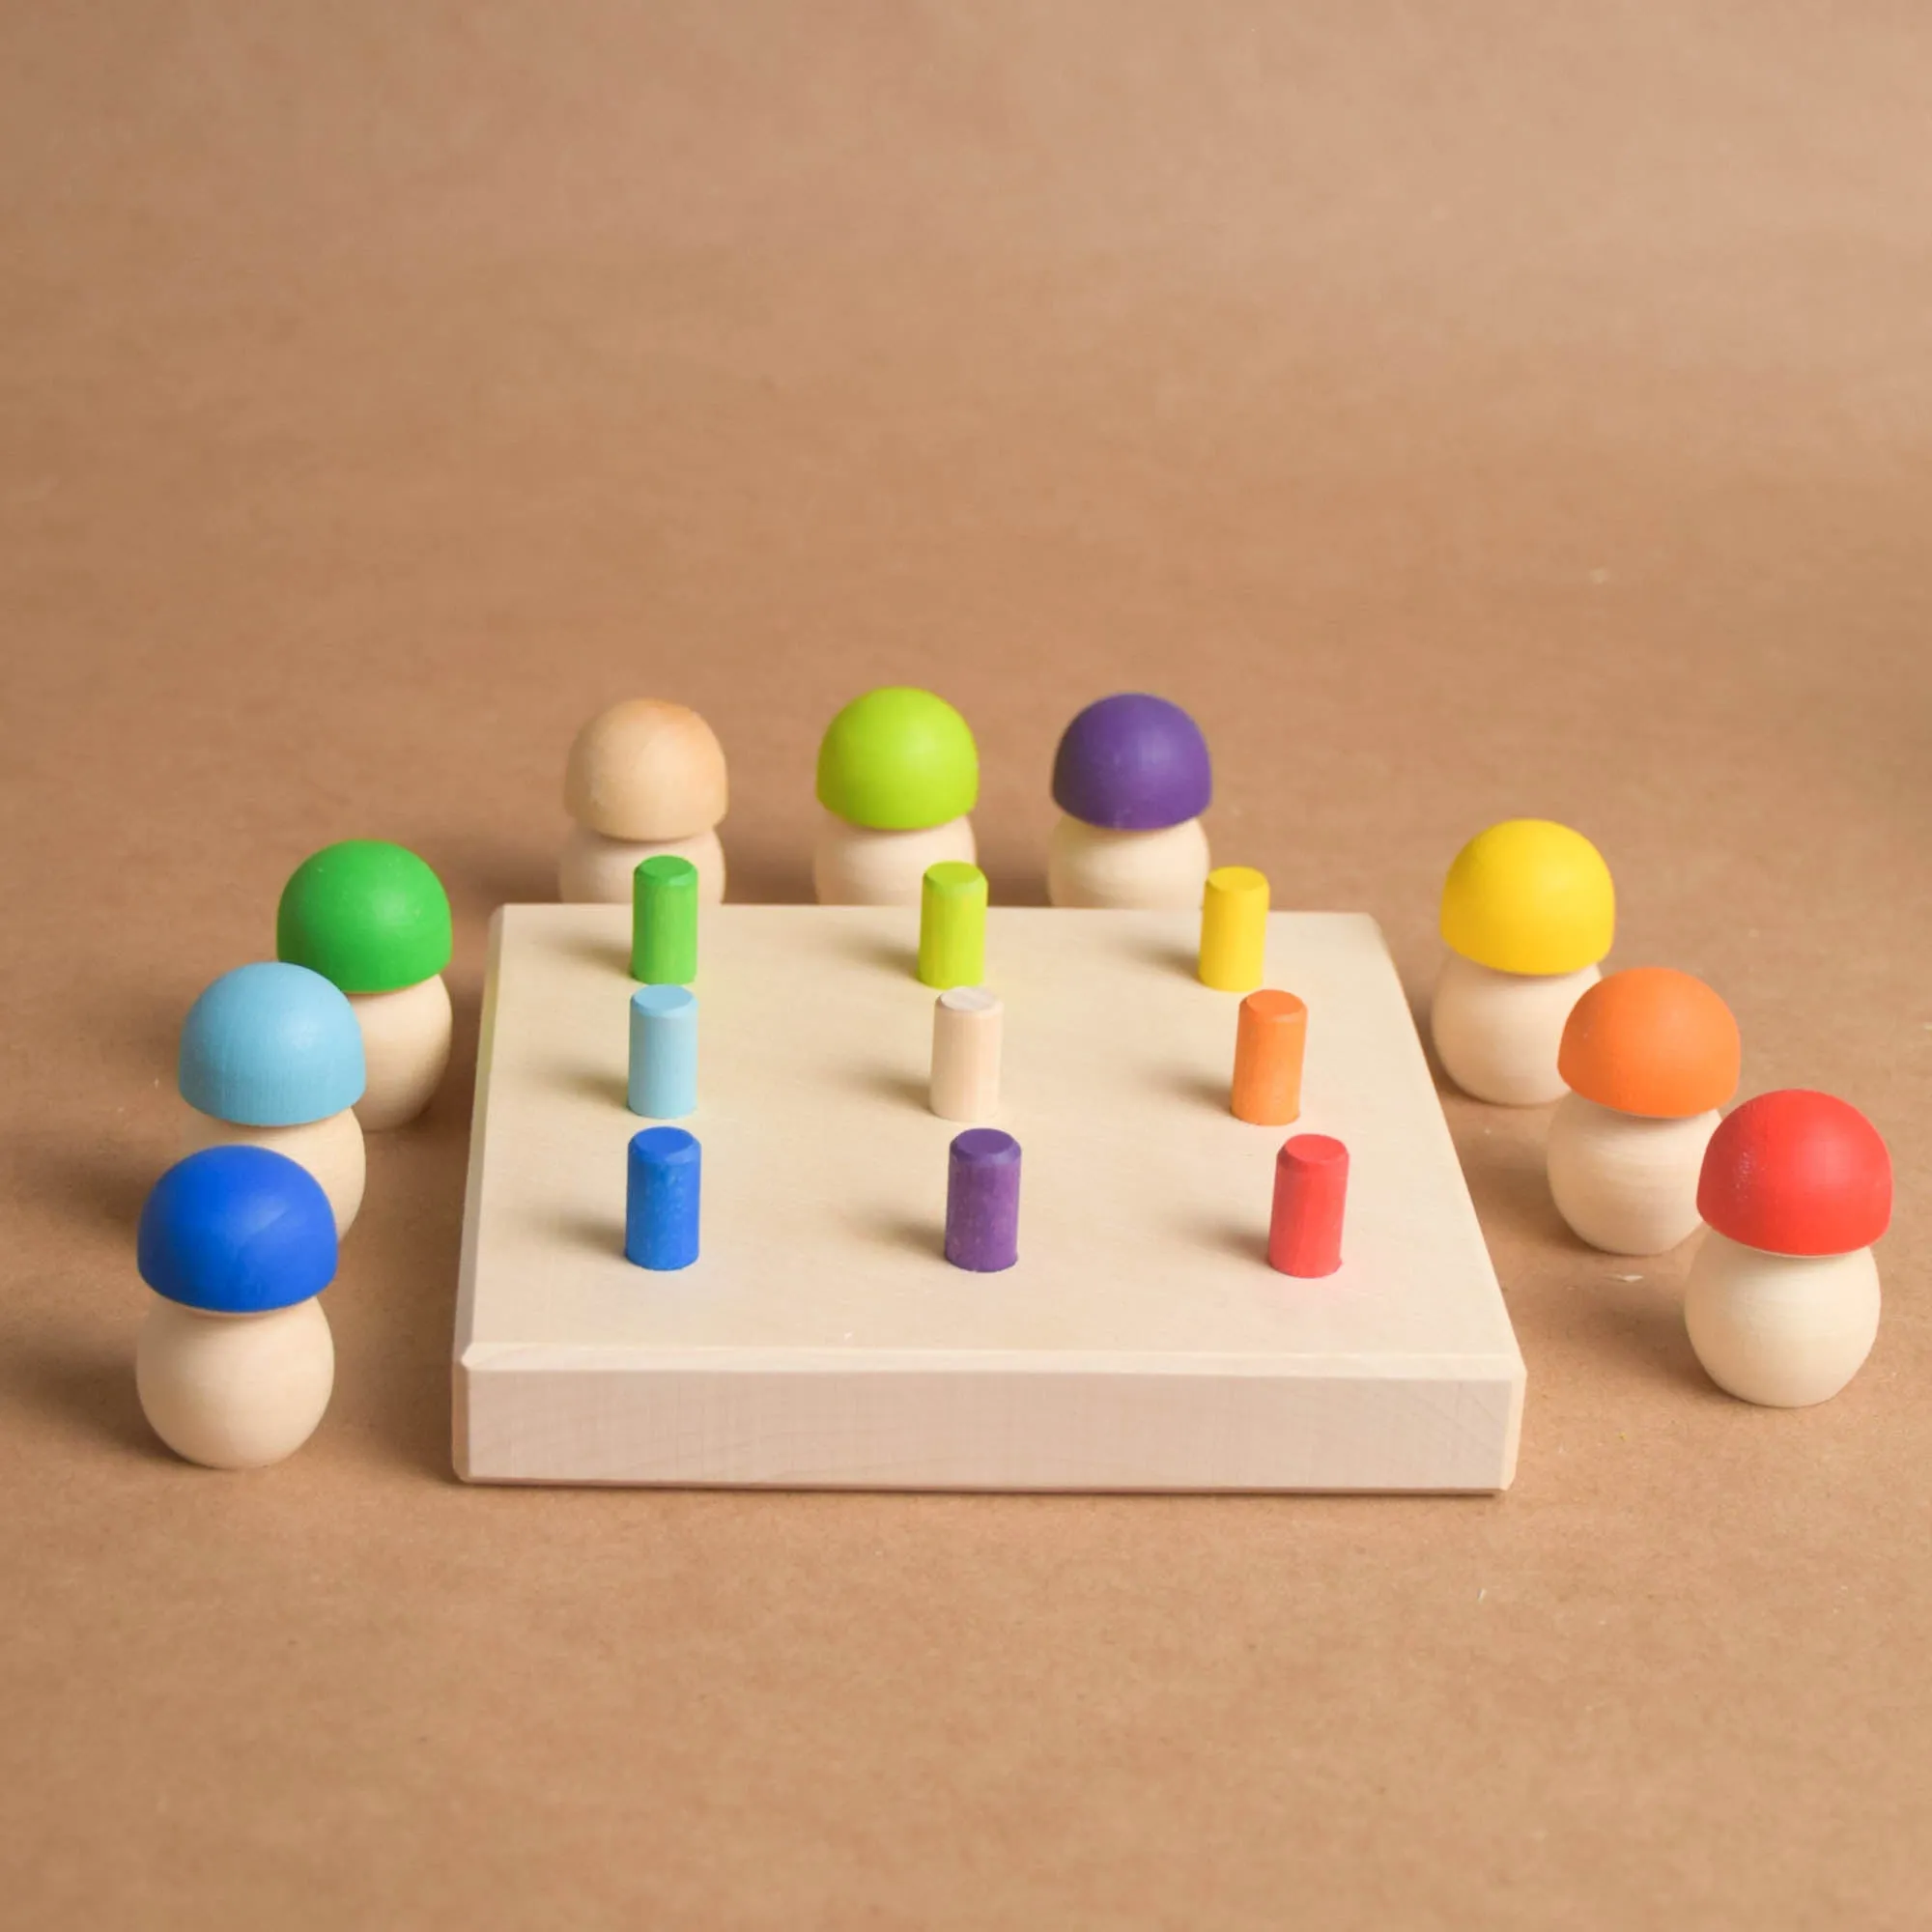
(1697, 1089), (1891, 1256)
(564, 700), (728, 841)
(276, 839), (452, 993)
(1050, 694), (1212, 831)
(1439, 819), (1614, 976)
(137, 1145), (337, 1313)
(815, 687), (979, 831)
(178, 962), (366, 1126)
(1557, 967), (1741, 1118)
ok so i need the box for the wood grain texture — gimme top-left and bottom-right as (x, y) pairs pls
(1545, 1094), (1717, 1256)
(556, 824), (726, 906)
(1045, 814), (1210, 909)
(349, 976), (453, 1131)
(928, 986), (1003, 1123)
(456, 905), (1522, 1490)
(562, 700), (728, 843)
(1684, 1233), (1882, 1407)
(1431, 955), (1602, 1107)
(810, 811), (977, 906)
(135, 1298), (336, 1468)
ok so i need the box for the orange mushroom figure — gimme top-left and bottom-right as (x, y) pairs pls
(1547, 967), (1741, 1254)
(1684, 1090), (1892, 1407)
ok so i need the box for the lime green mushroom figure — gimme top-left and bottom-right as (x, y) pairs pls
(811, 688), (980, 906)
(276, 840), (455, 1130)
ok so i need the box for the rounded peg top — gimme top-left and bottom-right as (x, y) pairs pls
(564, 699), (728, 841)
(137, 1145), (338, 1313)
(1439, 818), (1614, 977)
(1051, 693), (1211, 831)
(178, 962), (367, 1126)
(938, 984), (1000, 1017)
(951, 1125), (1021, 1170)
(1558, 966), (1740, 1119)
(815, 688), (979, 831)
(276, 839), (452, 993)
(1697, 1090), (1891, 1257)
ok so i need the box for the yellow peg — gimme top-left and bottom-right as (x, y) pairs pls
(918, 862), (988, 990)
(1199, 866), (1268, 991)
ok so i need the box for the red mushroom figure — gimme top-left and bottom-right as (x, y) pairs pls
(1685, 1090), (1892, 1407)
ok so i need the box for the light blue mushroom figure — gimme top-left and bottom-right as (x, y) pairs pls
(177, 961), (368, 1235)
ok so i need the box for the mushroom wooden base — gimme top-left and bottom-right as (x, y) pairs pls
(136, 1297), (336, 1467)
(810, 812), (976, 907)
(454, 904), (1523, 1492)
(1045, 814), (1210, 910)
(558, 825), (726, 906)
(1684, 1232), (1880, 1407)
(1545, 1094), (1719, 1255)
(181, 1106), (366, 1237)
(1430, 954), (1600, 1107)
(350, 975), (453, 1130)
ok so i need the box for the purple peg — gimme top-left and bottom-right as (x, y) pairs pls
(944, 1129), (1021, 1272)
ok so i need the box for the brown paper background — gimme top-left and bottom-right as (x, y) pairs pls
(4, 5), (1929, 1925)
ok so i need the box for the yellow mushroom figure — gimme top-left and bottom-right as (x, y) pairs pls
(1430, 819), (1615, 1106)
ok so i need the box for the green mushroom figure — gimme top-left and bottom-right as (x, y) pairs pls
(277, 839), (455, 1130)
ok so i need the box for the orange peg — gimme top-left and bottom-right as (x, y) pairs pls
(1231, 990), (1307, 1126)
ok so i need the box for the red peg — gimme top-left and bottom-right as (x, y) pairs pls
(1267, 1134), (1349, 1277)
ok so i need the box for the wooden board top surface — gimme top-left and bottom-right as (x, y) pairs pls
(460, 905), (1519, 1377)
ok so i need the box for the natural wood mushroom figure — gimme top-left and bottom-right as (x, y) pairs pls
(559, 699), (728, 904)
(1685, 1090), (1892, 1407)
(1547, 967), (1741, 1254)
(1430, 818), (1615, 1106)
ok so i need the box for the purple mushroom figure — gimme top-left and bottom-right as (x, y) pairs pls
(1046, 694), (1213, 909)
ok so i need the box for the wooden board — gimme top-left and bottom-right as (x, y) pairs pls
(454, 905), (1524, 1491)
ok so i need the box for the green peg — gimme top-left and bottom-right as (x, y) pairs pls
(632, 856), (698, 985)
(918, 862), (987, 990)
